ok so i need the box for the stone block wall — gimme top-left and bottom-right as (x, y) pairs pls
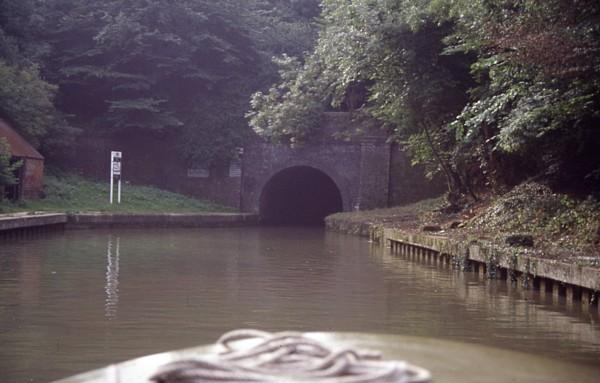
(240, 142), (365, 213)
(388, 144), (445, 205)
(59, 113), (441, 212)
(357, 141), (391, 210)
(63, 135), (243, 208)
(240, 142), (396, 213)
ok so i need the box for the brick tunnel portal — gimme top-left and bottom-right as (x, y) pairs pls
(259, 166), (343, 225)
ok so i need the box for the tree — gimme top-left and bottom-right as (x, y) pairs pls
(441, 0), (600, 191)
(0, 0), (75, 154)
(248, 0), (474, 199)
(0, 138), (21, 191)
(249, 0), (600, 199)
(28, 0), (319, 166)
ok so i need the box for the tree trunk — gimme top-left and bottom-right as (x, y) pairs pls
(421, 120), (477, 203)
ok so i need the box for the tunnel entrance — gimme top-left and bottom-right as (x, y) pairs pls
(259, 166), (343, 225)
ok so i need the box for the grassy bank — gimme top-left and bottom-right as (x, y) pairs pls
(0, 173), (234, 214)
(327, 182), (600, 263)
(327, 197), (445, 229)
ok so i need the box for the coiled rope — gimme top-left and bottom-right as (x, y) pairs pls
(150, 329), (431, 383)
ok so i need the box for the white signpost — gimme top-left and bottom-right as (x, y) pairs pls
(110, 151), (122, 204)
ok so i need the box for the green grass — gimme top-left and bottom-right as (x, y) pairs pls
(0, 173), (235, 214)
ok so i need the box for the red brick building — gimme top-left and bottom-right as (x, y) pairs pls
(0, 119), (44, 200)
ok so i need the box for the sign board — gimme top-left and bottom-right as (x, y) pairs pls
(229, 162), (241, 178)
(110, 151), (122, 204)
(112, 159), (121, 175)
(111, 151), (122, 176)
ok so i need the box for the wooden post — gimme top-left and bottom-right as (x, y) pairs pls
(581, 289), (591, 308)
(565, 285), (574, 308)
(552, 282), (563, 303)
(539, 279), (546, 298)
(499, 268), (508, 280)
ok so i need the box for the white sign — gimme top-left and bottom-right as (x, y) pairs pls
(229, 162), (241, 178)
(110, 151), (122, 204)
(112, 161), (121, 175)
(111, 151), (122, 175)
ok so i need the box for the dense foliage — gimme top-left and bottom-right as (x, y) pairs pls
(0, 0), (319, 166)
(0, 138), (20, 189)
(0, 0), (73, 153)
(2, 0), (598, 197)
(249, 0), (600, 200)
(469, 182), (600, 251)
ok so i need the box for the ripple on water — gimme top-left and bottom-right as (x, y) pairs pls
(0, 226), (599, 382)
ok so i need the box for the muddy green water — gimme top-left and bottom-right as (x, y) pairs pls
(1, 227), (599, 382)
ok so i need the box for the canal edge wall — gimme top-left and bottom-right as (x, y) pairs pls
(0, 212), (259, 235)
(0, 213), (67, 232)
(325, 216), (600, 312)
(324, 216), (385, 242)
(65, 212), (259, 229)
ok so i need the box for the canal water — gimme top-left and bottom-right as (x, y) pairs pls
(0, 227), (599, 382)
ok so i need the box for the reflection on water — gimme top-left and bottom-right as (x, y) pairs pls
(105, 236), (120, 319)
(378, 248), (600, 350)
(0, 227), (599, 382)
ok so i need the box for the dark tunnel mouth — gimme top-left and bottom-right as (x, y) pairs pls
(259, 166), (343, 226)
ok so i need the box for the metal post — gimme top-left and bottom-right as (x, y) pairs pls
(237, 147), (244, 211)
(110, 171), (114, 204)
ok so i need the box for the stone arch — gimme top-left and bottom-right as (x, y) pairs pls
(259, 165), (344, 225)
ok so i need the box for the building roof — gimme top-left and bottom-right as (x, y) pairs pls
(0, 118), (44, 160)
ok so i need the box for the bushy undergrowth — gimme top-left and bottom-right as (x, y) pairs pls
(328, 181), (600, 259)
(0, 173), (233, 214)
(468, 182), (600, 249)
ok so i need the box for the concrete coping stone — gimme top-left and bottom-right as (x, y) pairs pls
(0, 213), (67, 231)
(383, 227), (600, 291)
(0, 212), (259, 231)
(66, 212), (259, 228)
